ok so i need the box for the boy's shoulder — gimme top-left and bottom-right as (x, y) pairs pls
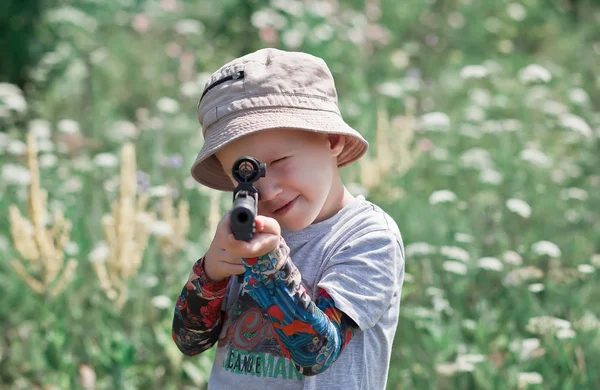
(333, 195), (403, 245)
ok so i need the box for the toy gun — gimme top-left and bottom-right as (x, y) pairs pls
(231, 156), (266, 282)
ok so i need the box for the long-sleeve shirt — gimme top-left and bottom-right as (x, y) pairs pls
(172, 237), (359, 375)
(172, 195), (404, 390)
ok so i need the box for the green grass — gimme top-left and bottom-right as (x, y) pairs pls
(1, 0), (599, 389)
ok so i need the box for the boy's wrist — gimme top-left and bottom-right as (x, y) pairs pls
(192, 256), (230, 293)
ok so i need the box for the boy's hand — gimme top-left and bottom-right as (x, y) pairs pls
(204, 212), (281, 282)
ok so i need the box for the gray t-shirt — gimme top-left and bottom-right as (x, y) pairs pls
(208, 195), (405, 390)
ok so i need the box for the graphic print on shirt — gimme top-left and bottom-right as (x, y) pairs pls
(217, 291), (303, 380)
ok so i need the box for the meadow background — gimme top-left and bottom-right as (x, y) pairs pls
(1, 0), (600, 389)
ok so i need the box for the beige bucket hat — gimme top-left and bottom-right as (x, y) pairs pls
(191, 48), (369, 191)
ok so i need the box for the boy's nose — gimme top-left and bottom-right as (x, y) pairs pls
(256, 177), (282, 203)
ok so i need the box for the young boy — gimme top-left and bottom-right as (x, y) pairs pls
(172, 48), (405, 389)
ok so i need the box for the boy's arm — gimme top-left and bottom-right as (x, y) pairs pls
(172, 257), (231, 356)
(242, 239), (360, 376)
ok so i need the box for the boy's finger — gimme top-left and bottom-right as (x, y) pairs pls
(254, 216), (280, 235)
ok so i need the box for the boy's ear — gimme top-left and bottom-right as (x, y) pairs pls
(328, 134), (345, 157)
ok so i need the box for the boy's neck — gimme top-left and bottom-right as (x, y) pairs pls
(316, 176), (355, 223)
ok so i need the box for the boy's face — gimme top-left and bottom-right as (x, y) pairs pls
(215, 129), (345, 231)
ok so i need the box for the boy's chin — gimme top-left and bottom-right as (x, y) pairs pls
(277, 217), (312, 231)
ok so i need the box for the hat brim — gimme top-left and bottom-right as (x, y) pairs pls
(191, 107), (369, 191)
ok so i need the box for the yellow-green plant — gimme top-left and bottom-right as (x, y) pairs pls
(157, 192), (190, 257)
(8, 132), (78, 297)
(360, 107), (421, 191)
(91, 142), (154, 310)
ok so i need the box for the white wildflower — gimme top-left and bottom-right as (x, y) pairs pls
(443, 261), (468, 275)
(419, 112), (450, 131)
(271, 0), (305, 16)
(431, 295), (452, 314)
(376, 81), (403, 98)
(470, 88), (492, 107)
(448, 12), (466, 29)
(47, 6), (98, 32)
(0, 84), (27, 113)
(519, 64), (552, 84)
(156, 97), (180, 114)
(460, 147), (493, 170)
(507, 3), (527, 21)
(174, 19), (204, 35)
(568, 88), (589, 105)
(457, 354), (486, 365)
(502, 250), (523, 266)
(39, 154), (58, 168)
(526, 315), (572, 336)
(64, 241), (79, 256)
(462, 319), (477, 330)
(560, 114), (593, 138)
(29, 119), (52, 139)
(455, 360), (475, 372)
(57, 119), (80, 134)
(503, 266), (543, 286)
(37, 138), (55, 153)
(148, 185), (172, 198)
(93, 153), (119, 168)
(591, 254), (600, 268)
(480, 169), (503, 184)
(251, 8), (287, 29)
(556, 328), (576, 339)
(541, 100), (568, 116)
(531, 241), (561, 258)
(108, 121), (138, 141)
(150, 221), (174, 237)
(560, 187), (588, 201)
(575, 311), (600, 332)
(429, 190), (457, 205)
(7, 139), (27, 155)
(436, 362), (457, 376)
(180, 81), (201, 98)
(510, 338), (543, 361)
(431, 147), (449, 161)
(528, 283), (544, 293)
(460, 65), (489, 79)
(440, 246), (470, 262)
(151, 295), (172, 310)
(139, 274), (159, 288)
(405, 242), (436, 257)
(518, 372), (543, 386)
(65, 176), (83, 193)
(454, 233), (473, 243)
(0, 132), (8, 151)
(478, 257), (504, 271)
(1, 164), (31, 186)
(506, 198), (532, 218)
(577, 264), (595, 274)
(503, 119), (522, 132)
(465, 106), (485, 122)
(89, 242), (110, 263)
(519, 148), (552, 168)
(0, 234), (9, 252)
(282, 28), (305, 48)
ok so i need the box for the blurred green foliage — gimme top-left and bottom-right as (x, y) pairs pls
(1, 0), (600, 389)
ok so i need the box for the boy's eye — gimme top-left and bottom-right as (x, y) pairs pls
(272, 156), (288, 164)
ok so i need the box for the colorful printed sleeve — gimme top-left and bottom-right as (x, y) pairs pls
(172, 257), (231, 356)
(241, 237), (360, 376)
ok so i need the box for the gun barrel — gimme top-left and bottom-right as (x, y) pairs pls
(231, 193), (256, 241)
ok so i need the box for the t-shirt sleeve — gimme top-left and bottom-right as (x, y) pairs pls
(317, 228), (404, 330)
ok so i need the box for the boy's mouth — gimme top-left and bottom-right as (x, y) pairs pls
(273, 196), (298, 215)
